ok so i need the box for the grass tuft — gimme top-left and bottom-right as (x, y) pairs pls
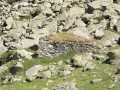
(94, 16), (105, 22)
(0, 51), (15, 65)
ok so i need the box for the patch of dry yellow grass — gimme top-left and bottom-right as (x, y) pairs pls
(48, 32), (102, 49)
(49, 32), (90, 44)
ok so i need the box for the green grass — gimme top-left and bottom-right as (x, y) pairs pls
(107, 45), (120, 51)
(0, 8), (3, 13)
(0, 62), (120, 90)
(0, 51), (15, 65)
(0, 52), (75, 81)
(25, 48), (36, 53)
(23, 51), (75, 70)
(94, 16), (105, 22)
(0, 52), (120, 90)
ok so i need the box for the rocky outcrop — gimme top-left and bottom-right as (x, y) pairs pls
(37, 32), (103, 58)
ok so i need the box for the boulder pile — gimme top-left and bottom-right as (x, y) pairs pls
(0, 0), (120, 56)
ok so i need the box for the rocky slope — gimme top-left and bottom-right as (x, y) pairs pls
(0, 0), (120, 90)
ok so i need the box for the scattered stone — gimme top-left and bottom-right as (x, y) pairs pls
(113, 75), (120, 82)
(4, 16), (14, 30)
(57, 70), (71, 77)
(2, 75), (14, 85)
(83, 62), (95, 71)
(14, 62), (23, 69)
(39, 70), (52, 79)
(46, 80), (54, 86)
(41, 88), (50, 90)
(92, 54), (107, 60)
(57, 60), (64, 66)
(90, 79), (102, 84)
(53, 80), (78, 90)
(68, 6), (85, 17)
(108, 84), (116, 89)
(48, 65), (56, 72)
(13, 50), (33, 59)
(13, 76), (23, 82)
(94, 29), (104, 39)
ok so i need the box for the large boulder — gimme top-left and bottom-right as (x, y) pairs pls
(25, 65), (45, 81)
(88, 0), (101, 10)
(20, 38), (39, 48)
(108, 3), (120, 15)
(94, 29), (104, 39)
(88, 0), (113, 10)
(4, 16), (14, 30)
(45, 19), (57, 34)
(68, 27), (91, 39)
(103, 9), (118, 18)
(100, 30), (120, 47)
(13, 50), (33, 59)
(72, 53), (95, 70)
(68, 6), (85, 17)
